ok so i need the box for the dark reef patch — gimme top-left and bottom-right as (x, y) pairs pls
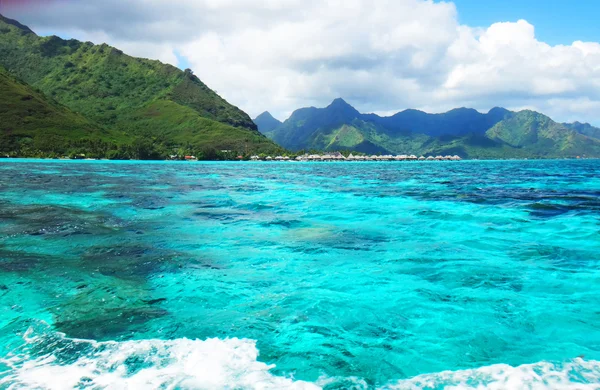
(54, 305), (168, 340)
(261, 219), (306, 229)
(0, 249), (46, 272)
(0, 204), (119, 238)
(80, 244), (184, 280)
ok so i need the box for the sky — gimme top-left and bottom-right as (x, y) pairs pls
(2, 0), (600, 125)
(453, 0), (600, 45)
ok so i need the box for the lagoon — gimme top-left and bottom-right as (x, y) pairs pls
(1, 159), (600, 388)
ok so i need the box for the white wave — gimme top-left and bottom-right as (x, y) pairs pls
(0, 327), (318, 390)
(1, 326), (599, 390)
(385, 359), (600, 390)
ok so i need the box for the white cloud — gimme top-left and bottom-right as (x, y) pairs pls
(4, 0), (600, 125)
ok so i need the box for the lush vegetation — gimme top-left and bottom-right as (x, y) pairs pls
(0, 14), (281, 159)
(257, 98), (600, 159)
(563, 122), (600, 140)
(0, 66), (125, 158)
(486, 111), (600, 158)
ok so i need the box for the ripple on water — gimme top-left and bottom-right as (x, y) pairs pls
(0, 160), (599, 387)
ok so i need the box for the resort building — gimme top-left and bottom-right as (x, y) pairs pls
(255, 153), (461, 162)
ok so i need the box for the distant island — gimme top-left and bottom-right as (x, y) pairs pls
(255, 99), (600, 159)
(2, 14), (600, 161)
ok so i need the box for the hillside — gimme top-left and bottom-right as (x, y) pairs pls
(260, 99), (600, 158)
(0, 14), (281, 159)
(0, 66), (130, 157)
(486, 111), (600, 158)
(563, 122), (600, 141)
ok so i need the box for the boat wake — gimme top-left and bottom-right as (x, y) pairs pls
(0, 324), (317, 389)
(386, 359), (600, 390)
(1, 325), (599, 389)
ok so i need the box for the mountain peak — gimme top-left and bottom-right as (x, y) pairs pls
(448, 107), (479, 113)
(0, 14), (35, 35)
(254, 111), (282, 133)
(328, 97), (353, 108)
(488, 106), (509, 113)
(331, 97), (348, 104)
(325, 98), (360, 117)
(255, 111), (277, 121)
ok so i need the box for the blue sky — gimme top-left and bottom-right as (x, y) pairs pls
(452, 0), (599, 45)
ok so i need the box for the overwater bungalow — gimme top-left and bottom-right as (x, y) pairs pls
(252, 153), (461, 162)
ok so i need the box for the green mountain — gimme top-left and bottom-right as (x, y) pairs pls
(266, 98), (364, 150)
(262, 99), (600, 158)
(254, 111), (282, 133)
(0, 14), (281, 159)
(563, 122), (600, 140)
(486, 111), (600, 158)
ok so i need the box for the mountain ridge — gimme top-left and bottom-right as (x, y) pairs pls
(255, 99), (600, 158)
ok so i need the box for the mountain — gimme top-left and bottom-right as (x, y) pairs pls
(363, 107), (513, 137)
(486, 111), (600, 158)
(262, 98), (600, 158)
(264, 99), (513, 154)
(563, 122), (600, 141)
(267, 98), (368, 151)
(254, 111), (282, 133)
(0, 14), (281, 159)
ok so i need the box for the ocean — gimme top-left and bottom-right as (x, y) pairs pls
(0, 159), (599, 389)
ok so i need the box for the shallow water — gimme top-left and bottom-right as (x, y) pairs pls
(0, 159), (599, 389)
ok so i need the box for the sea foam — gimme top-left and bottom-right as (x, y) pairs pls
(1, 326), (599, 389)
(0, 327), (317, 390)
(385, 359), (600, 390)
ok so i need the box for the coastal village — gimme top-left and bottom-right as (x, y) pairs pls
(248, 153), (462, 162)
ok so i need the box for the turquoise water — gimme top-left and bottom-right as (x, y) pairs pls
(0, 159), (599, 389)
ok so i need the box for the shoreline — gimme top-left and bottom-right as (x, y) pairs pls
(0, 157), (596, 163)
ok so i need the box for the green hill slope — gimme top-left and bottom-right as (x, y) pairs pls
(0, 14), (280, 159)
(121, 100), (283, 158)
(486, 111), (600, 158)
(0, 66), (129, 157)
(563, 122), (600, 141)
